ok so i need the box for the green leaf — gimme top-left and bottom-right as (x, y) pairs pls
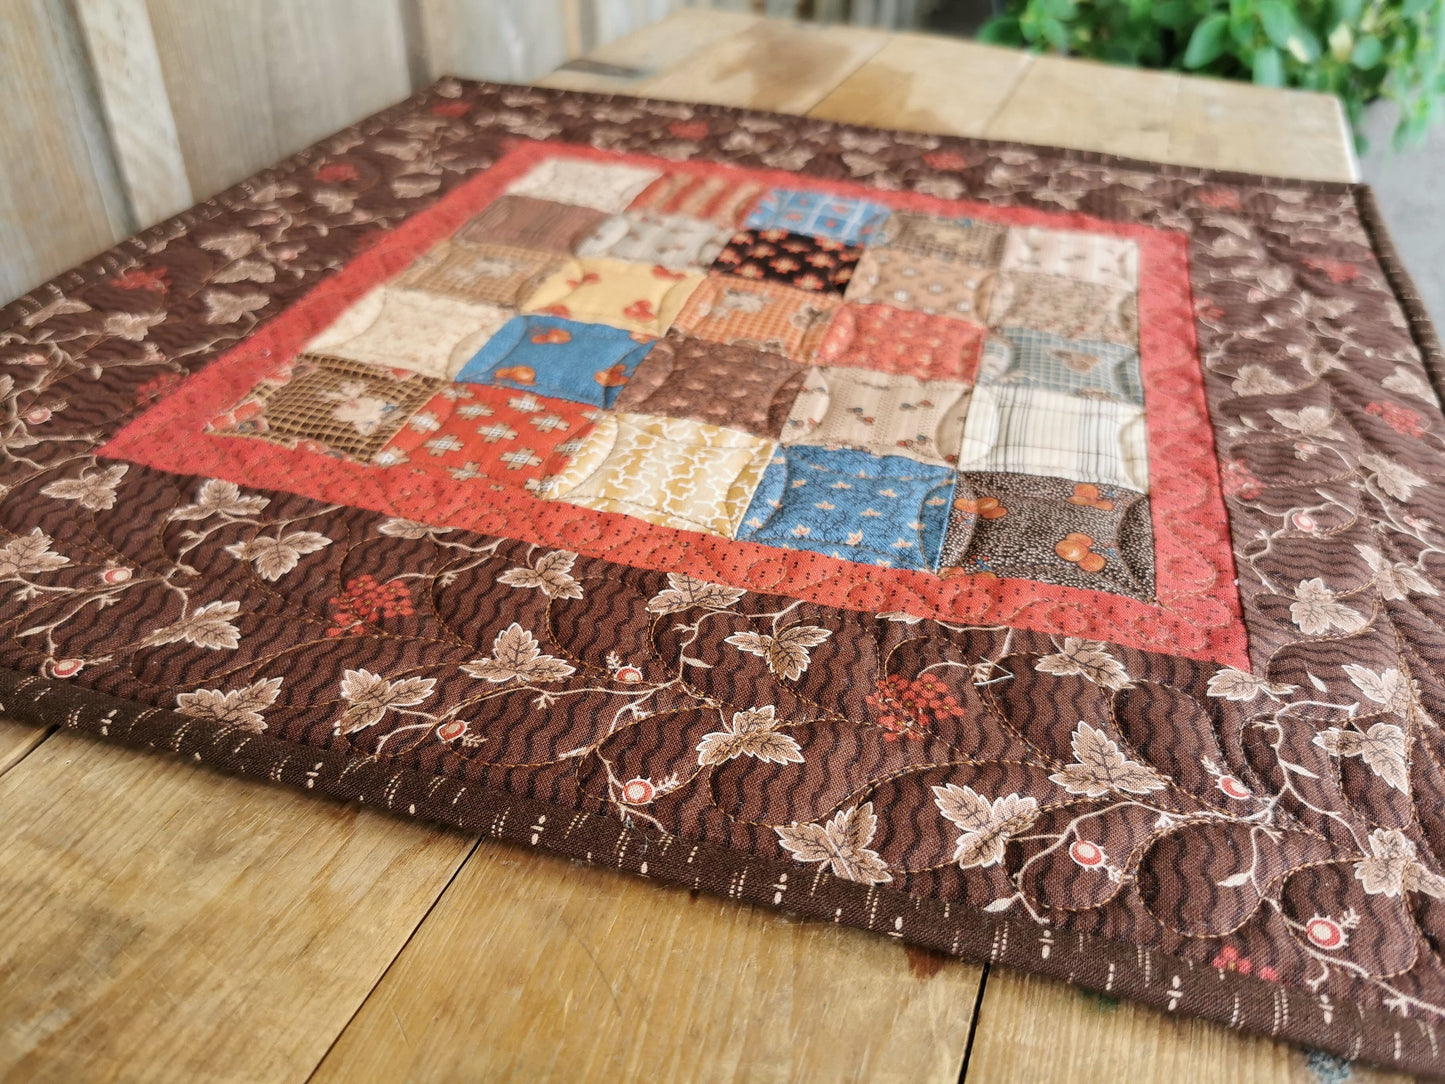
(1288, 28), (1322, 63)
(1350, 35), (1384, 68)
(1328, 22), (1354, 62)
(1253, 45), (1285, 85)
(977, 16), (1026, 46)
(1152, 1), (1193, 30)
(1333, 0), (1365, 22)
(1258, 2), (1296, 49)
(1037, 14), (1070, 50)
(1184, 13), (1231, 67)
(1404, 0), (1432, 17)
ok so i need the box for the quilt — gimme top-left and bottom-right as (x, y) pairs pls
(3, 79), (1444, 1075)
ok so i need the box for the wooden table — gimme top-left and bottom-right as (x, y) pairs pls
(0, 12), (1393, 1083)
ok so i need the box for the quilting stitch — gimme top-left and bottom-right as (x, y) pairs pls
(99, 140), (1243, 665)
(737, 444), (956, 570)
(33, 90), (1433, 1069)
(452, 314), (656, 409)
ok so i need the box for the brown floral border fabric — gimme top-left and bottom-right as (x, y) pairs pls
(3, 80), (1445, 1076)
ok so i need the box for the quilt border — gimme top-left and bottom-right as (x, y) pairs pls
(0, 77), (1439, 1078)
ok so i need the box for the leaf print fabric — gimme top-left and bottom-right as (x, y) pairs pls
(13, 83), (1445, 1075)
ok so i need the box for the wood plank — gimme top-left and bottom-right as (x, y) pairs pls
(0, 0), (131, 303)
(73, 0), (193, 228)
(0, 719), (49, 778)
(624, 17), (889, 113)
(986, 53), (1182, 161)
(588, 0), (689, 49)
(415, 0), (573, 84)
(145, 0), (413, 201)
(535, 8), (761, 93)
(0, 731), (474, 1084)
(1168, 73), (1357, 182)
(808, 32), (1030, 136)
(311, 835), (984, 1084)
(964, 968), (1411, 1083)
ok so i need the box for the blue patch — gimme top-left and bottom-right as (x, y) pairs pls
(453, 315), (656, 408)
(736, 445), (956, 570)
(745, 189), (893, 246)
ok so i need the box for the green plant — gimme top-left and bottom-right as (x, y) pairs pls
(979, 0), (1445, 151)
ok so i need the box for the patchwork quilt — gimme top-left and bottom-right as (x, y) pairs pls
(3, 79), (1444, 1075)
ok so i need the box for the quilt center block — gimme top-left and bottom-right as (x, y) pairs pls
(103, 142), (1243, 667)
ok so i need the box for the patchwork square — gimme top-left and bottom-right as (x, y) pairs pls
(782, 367), (972, 468)
(207, 354), (440, 460)
(816, 304), (985, 382)
(453, 315), (655, 409)
(612, 336), (805, 439)
(879, 213), (1008, 265)
(939, 472), (1155, 600)
(1000, 227), (1139, 290)
(522, 258), (703, 336)
(986, 272), (1138, 346)
(577, 211), (732, 272)
(745, 188), (892, 245)
(304, 286), (511, 379)
(985, 328), (1143, 404)
(628, 170), (766, 227)
(399, 241), (560, 307)
(845, 247), (993, 320)
(711, 229), (860, 294)
(455, 195), (609, 254)
(376, 383), (597, 490)
(673, 277), (838, 363)
(737, 445), (955, 570)
(956, 384), (1149, 490)
(110, 140), (1246, 675)
(540, 412), (774, 537)
(505, 157), (661, 212)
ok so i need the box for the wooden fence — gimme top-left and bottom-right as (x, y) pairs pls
(0, 0), (932, 302)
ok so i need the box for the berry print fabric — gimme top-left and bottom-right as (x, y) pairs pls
(13, 81), (1444, 1075)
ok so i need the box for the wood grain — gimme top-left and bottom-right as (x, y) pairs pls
(808, 31), (1030, 136)
(1168, 73), (1357, 181)
(535, 8), (761, 93)
(0, 731), (474, 1084)
(986, 53), (1183, 162)
(0, 719), (48, 778)
(632, 17), (888, 113)
(144, 0), (414, 201)
(964, 968), (1411, 1083)
(73, 0), (193, 228)
(311, 835), (984, 1084)
(0, 0), (131, 302)
(416, 0), (573, 83)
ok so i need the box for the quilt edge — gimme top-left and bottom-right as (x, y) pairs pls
(1, 665), (1438, 1078)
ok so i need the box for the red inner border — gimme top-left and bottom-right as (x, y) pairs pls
(103, 140), (1247, 667)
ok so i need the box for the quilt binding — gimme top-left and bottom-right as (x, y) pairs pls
(0, 79), (1441, 1077)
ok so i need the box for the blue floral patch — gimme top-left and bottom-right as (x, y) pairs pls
(745, 189), (893, 246)
(453, 315), (656, 409)
(736, 445), (956, 570)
